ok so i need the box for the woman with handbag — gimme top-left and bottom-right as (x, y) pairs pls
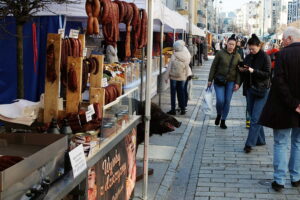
(239, 34), (271, 153)
(208, 34), (241, 129)
(166, 40), (192, 115)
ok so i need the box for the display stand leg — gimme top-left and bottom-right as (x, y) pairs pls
(158, 23), (164, 108)
(140, 48), (145, 102)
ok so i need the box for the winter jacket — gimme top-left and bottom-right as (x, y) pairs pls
(259, 42), (300, 129)
(166, 41), (192, 81)
(241, 49), (271, 90)
(208, 49), (241, 85)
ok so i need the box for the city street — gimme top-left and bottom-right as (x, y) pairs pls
(133, 57), (300, 200)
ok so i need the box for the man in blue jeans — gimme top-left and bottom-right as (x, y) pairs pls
(259, 27), (300, 192)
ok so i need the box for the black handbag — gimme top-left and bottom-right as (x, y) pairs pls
(214, 75), (227, 86)
(249, 85), (267, 98)
(214, 54), (235, 86)
(249, 74), (267, 98)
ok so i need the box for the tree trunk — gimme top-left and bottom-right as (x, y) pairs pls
(16, 22), (24, 99)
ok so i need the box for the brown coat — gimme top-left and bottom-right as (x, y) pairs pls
(259, 42), (300, 129)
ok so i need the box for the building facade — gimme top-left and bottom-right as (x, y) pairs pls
(288, 0), (300, 24)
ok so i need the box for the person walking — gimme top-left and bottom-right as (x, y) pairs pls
(198, 38), (204, 66)
(239, 34), (271, 153)
(166, 40), (192, 115)
(215, 40), (221, 55)
(208, 34), (241, 129)
(259, 27), (300, 192)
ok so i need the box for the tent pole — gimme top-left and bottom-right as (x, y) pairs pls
(143, 0), (153, 199)
(140, 47), (145, 101)
(173, 29), (176, 43)
(158, 23), (164, 108)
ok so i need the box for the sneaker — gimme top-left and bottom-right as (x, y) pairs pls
(246, 120), (250, 129)
(220, 120), (227, 129)
(215, 115), (221, 125)
(180, 110), (186, 115)
(244, 145), (252, 153)
(291, 180), (300, 187)
(272, 181), (284, 192)
(167, 110), (176, 115)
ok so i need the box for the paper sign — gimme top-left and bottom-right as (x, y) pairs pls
(86, 110), (94, 122)
(102, 78), (108, 87)
(68, 144), (87, 178)
(88, 141), (98, 158)
(83, 48), (87, 57)
(88, 104), (95, 115)
(58, 29), (65, 38)
(111, 71), (116, 77)
(69, 29), (79, 39)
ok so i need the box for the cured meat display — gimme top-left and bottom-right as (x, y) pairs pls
(104, 84), (120, 105)
(61, 38), (83, 86)
(85, 0), (148, 59)
(46, 43), (57, 83)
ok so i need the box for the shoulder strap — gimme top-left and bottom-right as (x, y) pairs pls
(226, 54), (235, 76)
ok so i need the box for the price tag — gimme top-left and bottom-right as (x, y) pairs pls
(111, 71), (116, 77)
(83, 48), (87, 57)
(88, 141), (98, 158)
(102, 78), (108, 87)
(68, 144), (87, 178)
(86, 110), (94, 122)
(88, 104), (95, 115)
(69, 29), (79, 39)
(58, 29), (65, 38)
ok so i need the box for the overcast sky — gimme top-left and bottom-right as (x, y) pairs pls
(219, 0), (250, 12)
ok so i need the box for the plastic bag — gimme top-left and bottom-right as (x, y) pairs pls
(202, 86), (214, 115)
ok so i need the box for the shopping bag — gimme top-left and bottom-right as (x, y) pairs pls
(202, 86), (214, 115)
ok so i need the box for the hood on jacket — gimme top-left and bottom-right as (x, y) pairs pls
(173, 40), (191, 63)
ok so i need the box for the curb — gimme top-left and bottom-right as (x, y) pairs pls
(154, 64), (211, 200)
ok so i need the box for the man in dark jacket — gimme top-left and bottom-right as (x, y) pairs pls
(259, 27), (300, 192)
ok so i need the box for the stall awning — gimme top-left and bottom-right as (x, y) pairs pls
(191, 24), (206, 36)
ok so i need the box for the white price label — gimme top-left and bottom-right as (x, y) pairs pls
(88, 104), (95, 115)
(68, 144), (87, 178)
(69, 29), (79, 39)
(88, 141), (98, 158)
(83, 48), (87, 57)
(86, 110), (94, 122)
(58, 29), (65, 38)
(102, 78), (108, 87)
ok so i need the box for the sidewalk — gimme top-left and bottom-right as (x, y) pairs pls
(134, 57), (300, 200)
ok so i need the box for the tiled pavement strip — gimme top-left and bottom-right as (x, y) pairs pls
(133, 57), (300, 200)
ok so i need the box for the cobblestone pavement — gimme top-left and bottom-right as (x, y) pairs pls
(134, 57), (300, 200)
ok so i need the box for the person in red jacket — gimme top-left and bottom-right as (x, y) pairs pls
(266, 43), (280, 75)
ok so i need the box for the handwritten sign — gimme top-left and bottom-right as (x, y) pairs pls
(69, 29), (79, 39)
(69, 144), (87, 178)
(58, 29), (65, 39)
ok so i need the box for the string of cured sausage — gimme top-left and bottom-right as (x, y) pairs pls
(46, 43), (57, 83)
(85, 0), (148, 59)
(104, 84), (120, 105)
(61, 38), (83, 87)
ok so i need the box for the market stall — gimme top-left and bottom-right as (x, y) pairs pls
(0, 0), (192, 199)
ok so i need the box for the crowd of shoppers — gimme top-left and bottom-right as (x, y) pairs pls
(205, 27), (300, 193)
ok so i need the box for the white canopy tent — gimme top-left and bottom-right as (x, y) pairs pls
(36, 0), (204, 34)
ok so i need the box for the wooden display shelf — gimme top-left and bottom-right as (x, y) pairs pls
(44, 34), (62, 123)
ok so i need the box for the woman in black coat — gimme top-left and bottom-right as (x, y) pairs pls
(239, 34), (271, 153)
